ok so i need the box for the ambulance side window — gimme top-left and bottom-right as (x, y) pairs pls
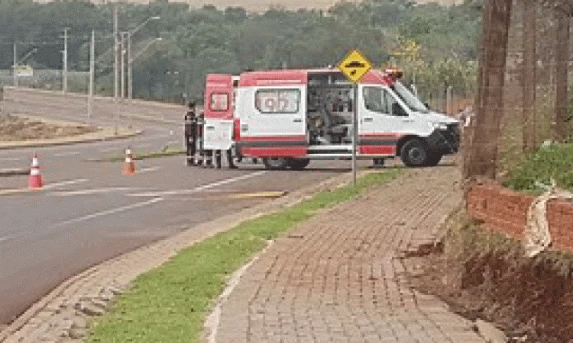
(210, 93), (229, 111)
(363, 87), (406, 117)
(255, 89), (300, 114)
(363, 87), (387, 113)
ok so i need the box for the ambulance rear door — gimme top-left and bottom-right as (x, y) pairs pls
(236, 71), (308, 157)
(203, 74), (234, 150)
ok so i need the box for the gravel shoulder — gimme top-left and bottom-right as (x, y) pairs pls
(0, 114), (140, 150)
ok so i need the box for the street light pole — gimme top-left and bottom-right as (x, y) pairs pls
(127, 16), (160, 102)
(127, 32), (133, 100)
(113, 4), (119, 100)
(63, 28), (69, 94)
(120, 32), (127, 99)
(88, 30), (95, 124)
(13, 43), (18, 87)
(113, 4), (119, 135)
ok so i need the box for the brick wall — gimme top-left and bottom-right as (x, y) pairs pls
(466, 184), (573, 253)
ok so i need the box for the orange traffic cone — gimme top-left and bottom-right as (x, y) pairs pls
(28, 154), (43, 189)
(122, 148), (136, 176)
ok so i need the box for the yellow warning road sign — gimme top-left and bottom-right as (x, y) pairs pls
(338, 49), (372, 84)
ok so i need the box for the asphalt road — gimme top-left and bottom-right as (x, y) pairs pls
(0, 88), (353, 326)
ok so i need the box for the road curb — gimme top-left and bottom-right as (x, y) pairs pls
(0, 168), (29, 177)
(0, 188), (35, 196)
(0, 169), (377, 343)
(120, 113), (179, 125)
(0, 129), (143, 151)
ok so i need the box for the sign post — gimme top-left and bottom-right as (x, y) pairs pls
(337, 49), (372, 186)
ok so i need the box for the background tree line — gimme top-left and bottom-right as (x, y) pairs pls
(0, 0), (483, 105)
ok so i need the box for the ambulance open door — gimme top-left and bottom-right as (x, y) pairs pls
(203, 74), (234, 151)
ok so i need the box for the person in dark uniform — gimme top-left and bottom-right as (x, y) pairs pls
(184, 101), (198, 166)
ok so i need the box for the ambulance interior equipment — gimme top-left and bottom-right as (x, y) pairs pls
(307, 73), (354, 145)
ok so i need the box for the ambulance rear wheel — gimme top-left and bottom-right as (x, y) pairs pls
(400, 139), (429, 167)
(289, 158), (310, 170)
(262, 158), (289, 170)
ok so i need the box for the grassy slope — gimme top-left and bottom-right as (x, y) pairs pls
(87, 170), (398, 343)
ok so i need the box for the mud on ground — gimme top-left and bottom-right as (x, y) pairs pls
(405, 210), (573, 343)
(0, 114), (97, 141)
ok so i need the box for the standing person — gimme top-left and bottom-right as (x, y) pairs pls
(214, 148), (236, 169)
(184, 101), (198, 166)
(226, 148), (237, 169)
(214, 149), (222, 169)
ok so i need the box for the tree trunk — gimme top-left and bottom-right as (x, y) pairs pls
(464, 0), (513, 180)
(523, 0), (537, 152)
(553, 10), (569, 143)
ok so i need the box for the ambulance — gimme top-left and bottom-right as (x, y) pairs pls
(201, 68), (460, 170)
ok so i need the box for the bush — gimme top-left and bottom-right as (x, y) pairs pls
(504, 143), (573, 192)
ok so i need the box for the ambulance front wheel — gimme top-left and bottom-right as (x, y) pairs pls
(288, 158), (310, 170)
(262, 158), (289, 170)
(400, 139), (429, 167)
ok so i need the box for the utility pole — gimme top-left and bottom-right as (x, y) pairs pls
(63, 28), (69, 94)
(113, 4), (119, 134)
(120, 32), (127, 99)
(13, 43), (18, 87)
(127, 32), (133, 100)
(114, 4), (119, 100)
(88, 30), (95, 124)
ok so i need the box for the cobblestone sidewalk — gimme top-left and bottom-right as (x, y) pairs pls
(216, 166), (485, 343)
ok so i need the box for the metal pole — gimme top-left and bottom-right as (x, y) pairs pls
(127, 32), (133, 101)
(113, 4), (119, 135)
(13, 43), (18, 87)
(88, 30), (95, 124)
(352, 84), (358, 186)
(63, 28), (68, 94)
(113, 5), (119, 100)
(120, 32), (126, 99)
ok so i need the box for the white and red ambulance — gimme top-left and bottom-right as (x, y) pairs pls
(201, 68), (460, 170)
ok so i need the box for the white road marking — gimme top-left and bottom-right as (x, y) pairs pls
(55, 197), (164, 227)
(50, 187), (137, 196)
(166, 140), (180, 145)
(0, 235), (13, 244)
(100, 147), (119, 152)
(138, 166), (162, 174)
(142, 134), (170, 140)
(43, 179), (88, 190)
(53, 151), (80, 157)
(0, 157), (22, 162)
(129, 171), (267, 197)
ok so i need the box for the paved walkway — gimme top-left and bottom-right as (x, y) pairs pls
(216, 166), (485, 343)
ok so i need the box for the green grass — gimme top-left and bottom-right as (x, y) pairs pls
(86, 169), (399, 343)
(504, 143), (573, 193)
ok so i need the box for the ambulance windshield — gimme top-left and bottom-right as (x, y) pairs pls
(390, 82), (429, 113)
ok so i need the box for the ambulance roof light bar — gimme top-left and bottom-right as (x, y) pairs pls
(384, 68), (403, 80)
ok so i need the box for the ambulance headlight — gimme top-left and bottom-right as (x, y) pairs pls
(430, 122), (448, 131)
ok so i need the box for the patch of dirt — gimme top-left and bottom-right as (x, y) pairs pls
(0, 114), (97, 141)
(406, 212), (573, 343)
